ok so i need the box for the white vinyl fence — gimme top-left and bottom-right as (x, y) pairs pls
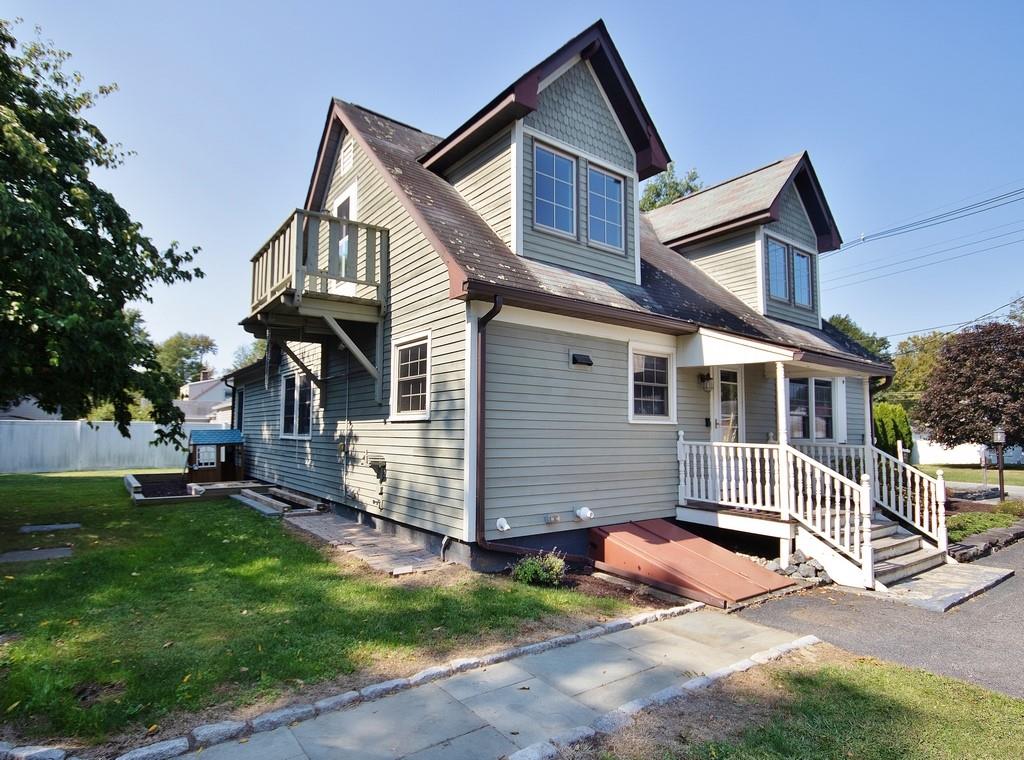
(0, 420), (226, 473)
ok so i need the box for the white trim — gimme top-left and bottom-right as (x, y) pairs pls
(279, 372), (313, 440)
(835, 377), (848, 444)
(523, 126), (637, 179)
(585, 164), (626, 252)
(754, 226), (766, 313)
(676, 327), (796, 368)
(480, 303), (676, 348)
(786, 376), (839, 443)
(462, 307), (478, 542)
(388, 330), (432, 422)
(584, 60), (633, 164)
(511, 120), (524, 255)
(710, 365), (746, 443)
(538, 54), (581, 91)
(532, 140), (577, 238)
(628, 341), (678, 425)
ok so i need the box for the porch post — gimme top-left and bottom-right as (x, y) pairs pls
(863, 376), (875, 501)
(774, 361), (792, 566)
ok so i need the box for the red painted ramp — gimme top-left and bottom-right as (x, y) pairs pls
(589, 519), (795, 608)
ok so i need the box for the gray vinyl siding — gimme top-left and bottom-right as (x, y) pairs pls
(744, 367), (777, 444)
(241, 135), (468, 538)
(447, 129), (512, 249)
(677, 374), (710, 443)
(764, 183), (820, 328)
(846, 377), (867, 445)
(484, 323), (677, 540)
(679, 231), (759, 312)
(525, 61), (633, 172)
(522, 133), (637, 282)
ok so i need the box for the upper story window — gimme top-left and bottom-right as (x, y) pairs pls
(766, 236), (815, 311)
(281, 374), (312, 438)
(534, 144), (576, 236)
(587, 167), (623, 250)
(390, 332), (431, 421)
(628, 343), (677, 424)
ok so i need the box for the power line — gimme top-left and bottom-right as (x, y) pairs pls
(887, 296), (1024, 357)
(884, 296), (1024, 339)
(821, 186), (1024, 259)
(824, 238), (1024, 290)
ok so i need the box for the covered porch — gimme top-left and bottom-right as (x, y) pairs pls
(670, 328), (947, 589)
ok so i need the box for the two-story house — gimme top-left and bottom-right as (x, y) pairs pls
(227, 21), (950, 596)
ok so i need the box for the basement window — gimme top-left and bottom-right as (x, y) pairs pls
(390, 332), (431, 421)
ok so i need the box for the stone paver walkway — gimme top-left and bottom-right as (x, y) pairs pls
(0, 547), (73, 563)
(18, 522), (81, 534)
(284, 512), (446, 576)
(188, 610), (798, 760)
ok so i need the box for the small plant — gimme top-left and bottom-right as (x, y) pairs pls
(947, 512), (1015, 543)
(510, 551), (566, 587)
(995, 499), (1024, 518)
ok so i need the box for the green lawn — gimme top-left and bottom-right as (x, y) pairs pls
(690, 658), (1024, 759)
(917, 464), (1024, 487)
(0, 471), (630, 743)
(947, 512), (1017, 542)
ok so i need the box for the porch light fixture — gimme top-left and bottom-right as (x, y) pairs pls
(698, 373), (713, 393)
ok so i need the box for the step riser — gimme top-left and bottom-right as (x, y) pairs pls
(240, 489), (288, 512)
(876, 553), (946, 587)
(873, 537), (922, 562)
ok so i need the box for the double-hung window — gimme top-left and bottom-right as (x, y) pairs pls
(390, 333), (430, 421)
(281, 374), (312, 438)
(534, 144), (576, 236)
(788, 378), (834, 441)
(628, 344), (676, 423)
(766, 236), (815, 310)
(588, 167), (623, 249)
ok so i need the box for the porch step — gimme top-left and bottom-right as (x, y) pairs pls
(268, 487), (325, 511)
(871, 515), (899, 540)
(234, 489), (289, 516)
(874, 546), (947, 588)
(872, 531), (922, 562)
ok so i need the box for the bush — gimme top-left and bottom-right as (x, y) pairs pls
(510, 552), (566, 587)
(874, 402), (913, 458)
(995, 500), (1024, 518)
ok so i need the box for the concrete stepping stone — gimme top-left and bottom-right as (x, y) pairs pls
(0, 547), (73, 563)
(18, 523), (81, 534)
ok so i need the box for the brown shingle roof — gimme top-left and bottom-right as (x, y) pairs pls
(324, 102), (888, 374)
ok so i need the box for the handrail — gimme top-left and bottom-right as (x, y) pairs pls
(871, 446), (947, 550)
(677, 435), (782, 513)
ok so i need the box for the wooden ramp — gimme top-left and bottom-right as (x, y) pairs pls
(589, 519), (795, 608)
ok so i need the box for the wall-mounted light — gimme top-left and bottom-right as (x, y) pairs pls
(698, 373), (713, 393)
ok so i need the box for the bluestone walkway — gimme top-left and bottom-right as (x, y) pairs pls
(188, 611), (798, 760)
(740, 541), (1024, 697)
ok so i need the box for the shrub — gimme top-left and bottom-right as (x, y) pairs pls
(874, 402), (913, 458)
(995, 500), (1024, 518)
(510, 552), (566, 587)
(947, 512), (1015, 543)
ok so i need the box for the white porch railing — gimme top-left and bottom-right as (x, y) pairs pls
(872, 447), (947, 550)
(677, 438), (782, 512)
(793, 443), (867, 483)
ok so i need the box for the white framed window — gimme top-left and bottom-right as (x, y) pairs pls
(788, 378), (835, 441)
(390, 332), (431, 421)
(534, 143), (576, 236)
(196, 445), (217, 469)
(793, 250), (813, 308)
(587, 166), (624, 250)
(280, 373), (313, 438)
(628, 342), (677, 424)
(767, 238), (789, 301)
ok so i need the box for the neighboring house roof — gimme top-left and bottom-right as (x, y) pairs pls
(189, 429), (243, 445)
(645, 151), (843, 252)
(417, 20), (670, 180)
(306, 101), (889, 375)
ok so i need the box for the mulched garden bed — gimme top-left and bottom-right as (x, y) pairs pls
(134, 473), (189, 498)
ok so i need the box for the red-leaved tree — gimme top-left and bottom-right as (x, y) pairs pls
(916, 322), (1024, 447)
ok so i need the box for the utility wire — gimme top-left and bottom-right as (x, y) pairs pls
(886, 296), (1024, 357)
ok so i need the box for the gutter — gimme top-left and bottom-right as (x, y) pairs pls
(473, 295), (592, 566)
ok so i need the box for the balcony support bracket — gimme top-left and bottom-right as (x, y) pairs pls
(323, 315), (382, 403)
(271, 337), (327, 407)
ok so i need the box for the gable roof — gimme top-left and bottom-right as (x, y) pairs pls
(417, 20), (670, 180)
(645, 152), (843, 252)
(303, 101), (888, 375)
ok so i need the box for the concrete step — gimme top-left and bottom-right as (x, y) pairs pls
(268, 487), (325, 511)
(874, 546), (947, 588)
(231, 493), (284, 517)
(872, 532), (922, 562)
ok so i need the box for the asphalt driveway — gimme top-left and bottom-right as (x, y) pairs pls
(738, 542), (1024, 697)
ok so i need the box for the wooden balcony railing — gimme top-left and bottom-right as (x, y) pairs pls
(249, 209), (390, 314)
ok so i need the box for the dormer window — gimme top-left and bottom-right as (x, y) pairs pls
(766, 236), (815, 311)
(534, 143), (576, 236)
(793, 250), (813, 307)
(587, 167), (623, 250)
(767, 239), (788, 301)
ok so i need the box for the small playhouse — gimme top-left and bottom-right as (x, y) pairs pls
(187, 429), (245, 484)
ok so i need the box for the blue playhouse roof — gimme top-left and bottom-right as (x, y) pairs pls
(189, 429), (244, 445)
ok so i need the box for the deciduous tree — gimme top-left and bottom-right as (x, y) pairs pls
(0, 21), (202, 444)
(639, 162), (701, 212)
(157, 332), (216, 386)
(827, 313), (892, 361)
(230, 339), (266, 371)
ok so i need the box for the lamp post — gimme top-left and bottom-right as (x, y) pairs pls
(993, 425), (1006, 502)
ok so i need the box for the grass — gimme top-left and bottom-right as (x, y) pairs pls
(917, 464), (1024, 487)
(0, 471), (631, 743)
(587, 649), (1024, 760)
(947, 512), (1017, 542)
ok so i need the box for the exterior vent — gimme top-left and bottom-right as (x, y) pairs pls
(570, 352), (593, 367)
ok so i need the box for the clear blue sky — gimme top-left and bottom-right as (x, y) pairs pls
(8, 1), (1024, 367)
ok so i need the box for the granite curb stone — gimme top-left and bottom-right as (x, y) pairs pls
(313, 690), (361, 713)
(113, 738), (190, 760)
(190, 720), (246, 747)
(248, 704), (315, 732)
